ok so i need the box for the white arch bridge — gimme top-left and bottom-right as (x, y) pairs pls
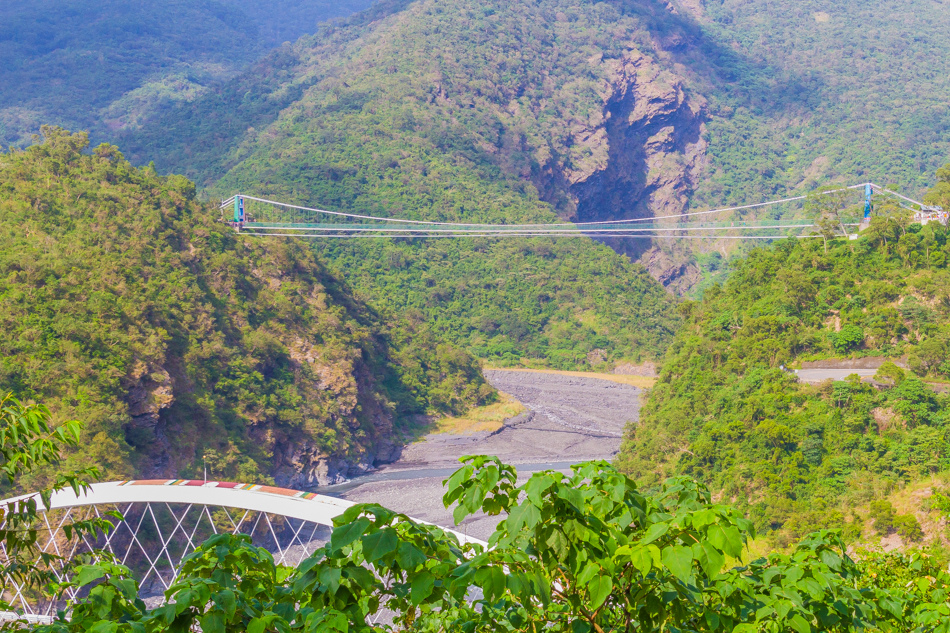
(0, 479), (481, 619)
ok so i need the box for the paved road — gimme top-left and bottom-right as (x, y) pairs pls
(796, 368), (876, 383)
(337, 370), (641, 541)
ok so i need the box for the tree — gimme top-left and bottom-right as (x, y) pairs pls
(0, 395), (107, 617)
(806, 186), (852, 253)
(32, 457), (950, 632)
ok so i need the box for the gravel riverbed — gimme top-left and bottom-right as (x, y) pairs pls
(336, 370), (642, 541)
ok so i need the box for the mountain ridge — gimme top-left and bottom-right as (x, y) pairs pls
(0, 128), (490, 490)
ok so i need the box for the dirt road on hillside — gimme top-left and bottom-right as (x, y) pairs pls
(335, 370), (641, 541)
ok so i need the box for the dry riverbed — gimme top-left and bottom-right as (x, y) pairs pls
(335, 370), (643, 541)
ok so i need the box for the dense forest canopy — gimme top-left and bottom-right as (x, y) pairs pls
(0, 128), (489, 488)
(619, 169), (950, 546)
(3, 1), (950, 297)
(0, 0), (374, 147)
(112, 0), (699, 368)
(674, 0), (950, 203)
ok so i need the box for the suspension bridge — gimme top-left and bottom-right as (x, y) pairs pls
(220, 183), (945, 240)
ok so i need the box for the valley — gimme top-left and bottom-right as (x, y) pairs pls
(2, 0), (950, 629)
(338, 369), (645, 540)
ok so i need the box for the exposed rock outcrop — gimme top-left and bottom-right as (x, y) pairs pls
(533, 50), (708, 292)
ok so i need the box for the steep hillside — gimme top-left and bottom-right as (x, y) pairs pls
(619, 170), (950, 547)
(119, 0), (696, 367)
(676, 0), (950, 204)
(0, 128), (489, 490)
(0, 0), (374, 146)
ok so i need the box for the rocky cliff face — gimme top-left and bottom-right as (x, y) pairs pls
(120, 321), (405, 487)
(532, 50), (708, 294)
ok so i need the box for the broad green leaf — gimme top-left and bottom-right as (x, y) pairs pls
(691, 508), (716, 529)
(507, 501), (541, 534)
(319, 566), (342, 593)
(557, 486), (585, 512)
(410, 571), (436, 604)
(487, 566), (506, 601)
(707, 523), (743, 558)
(546, 529), (570, 561)
(215, 588), (236, 619)
(627, 546), (654, 576)
(525, 474), (555, 506)
(640, 522), (669, 545)
(577, 562), (600, 586)
(661, 545), (693, 583)
(396, 542), (428, 569)
(818, 548), (842, 571)
(75, 565), (107, 587)
(329, 518), (370, 551)
(696, 541), (725, 578)
(789, 613), (811, 633)
(361, 528), (398, 563)
(588, 574), (612, 610)
(200, 612), (225, 633)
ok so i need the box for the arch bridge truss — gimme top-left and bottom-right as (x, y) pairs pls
(0, 480), (478, 619)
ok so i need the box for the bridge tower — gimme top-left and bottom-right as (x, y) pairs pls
(233, 196), (245, 224)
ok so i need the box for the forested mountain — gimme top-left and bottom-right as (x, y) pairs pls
(0, 0), (374, 147)
(619, 171), (950, 546)
(111, 0), (709, 368)
(0, 128), (489, 489)
(682, 0), (950, 205)
(108, 0), (950, 292)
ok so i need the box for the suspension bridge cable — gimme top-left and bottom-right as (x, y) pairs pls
(239, 232), (820, 240)
(221, 184), (877, 229)
(222, 183), (935, 238)
(238, 223), (819, 234)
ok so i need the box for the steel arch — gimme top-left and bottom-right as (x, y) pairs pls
(1, 479), (483, 619)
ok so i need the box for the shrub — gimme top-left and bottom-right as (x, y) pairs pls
(832, 324), (865, 352)
(894, 514), (924, 542)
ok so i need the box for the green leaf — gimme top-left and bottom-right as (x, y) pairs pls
(576, 562), (600, 586)
(545, 529), (570, 561)
(588, 574), (612, 610)
(627, 546), (654, 576)
(319, 566), (342, 593)
(707, 523), (743, 558)
(396, 542), (428, 569)
(248, 617), (267, 633)
(557, 486), (585, 512)
(75, 565), (107, 587)
(661, 545), (693, 583)
(410, 571), (436, 604)
(697, 541), (725, 578)
(215, 589), (236, 619)
(507, 501), (541, 533)
(789, 613), (811, 633)
(200, 612), (225, 633)
(640, 522), (669, 545)
(361, 528), (398, 563)
(329, 518), (370, 552)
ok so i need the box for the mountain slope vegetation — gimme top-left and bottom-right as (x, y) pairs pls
(119, 0), (702, 367)
(619, 171), (950, 546)
(0, 0), (374, 147)
(671, 0), (950, 203)
(0, 128), (489, 489)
